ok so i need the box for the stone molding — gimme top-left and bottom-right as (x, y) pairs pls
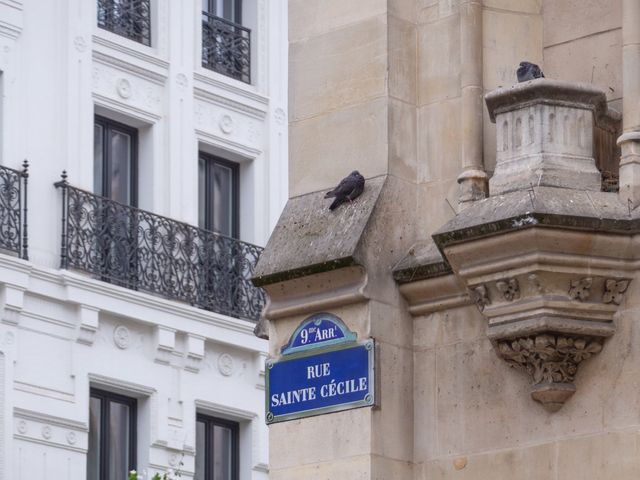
(13, 407), (88, 453)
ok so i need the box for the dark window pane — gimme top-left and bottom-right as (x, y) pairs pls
(87, 397), (102, 480)
(213, 425), (233, 480)
(198, 154), (238, 238)
(108, 401), (131, 480)
(94, 117), (137, 207)
(211, 163), (233, 237)
(199, 158), (206, 230)
(94, 124), (104, 196)
(109, 130), (132, 205)
(195, 420), (206, 480)
(196, 415), (239, 480)
(216, 0), (239, 22)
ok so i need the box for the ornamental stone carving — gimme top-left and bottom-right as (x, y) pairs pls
(17, 420), (27, 434)
(116, 78), (132, 99)
(73, 36), (87, 53)
(496, 278), (520, 301)
(603, 279), (630, 305)
(470, 285), (490, 311)
(219, 114), (234, 134)
(217, 353), (234, 376)
(569, 277), (592, 301)
(497, 334), (603, 412)
(66, 431), (77, 445)
(113, 325), (130, 349)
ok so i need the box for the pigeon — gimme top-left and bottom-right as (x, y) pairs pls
(517, 61), (544, 82)
(324, 171), (365, 211)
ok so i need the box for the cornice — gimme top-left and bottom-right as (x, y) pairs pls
(93, 92), (162, 122)
(88, 373), (156, 397)
(194, 86), (268, 119)
(194, 72), (268, 107)
(195, 128), (262, 158)
(14, 408), (87, 432)
(92, 46), (168, 86)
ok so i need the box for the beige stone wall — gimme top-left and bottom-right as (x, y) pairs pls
(543, 0), (622, 109)
(413, 289), (640, 479)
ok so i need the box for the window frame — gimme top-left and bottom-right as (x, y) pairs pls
(94, 115), (139, 207)
(195, 413), (240, 480)
(202, 0), (242, 24)
(88, 387), (138, 480)
(198, 152), (240, 239)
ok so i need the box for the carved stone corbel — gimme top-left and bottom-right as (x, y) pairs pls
(496, 334), (604, 412)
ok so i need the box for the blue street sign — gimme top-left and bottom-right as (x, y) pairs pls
(266, 313), (375, 424)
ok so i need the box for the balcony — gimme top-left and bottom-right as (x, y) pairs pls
(55, 176), (265, 322)
(97, 0), (152, 46)
(202, 11), (251, 84)
(0, 162), (28, 260)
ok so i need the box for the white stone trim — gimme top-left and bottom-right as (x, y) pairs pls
(194, 86), (268, 119)
(193, 72), (268, 107)
(88, 373), (157, 398)
(92, 48), (168, 85)
(195, 128), (262, 158)
(194, 399), (257, 421)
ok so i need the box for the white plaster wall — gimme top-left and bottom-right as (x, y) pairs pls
(0, 0), (287, 477)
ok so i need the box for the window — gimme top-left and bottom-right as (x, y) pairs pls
(195, 414), (239, 480)
(94, 116), (138, 286)
(88, 388), (137, 480)
(94, 116), (138, 207)
(202, 0), (242, 23)
(201, 0), (251, 83)
(199, 153), (239, 238)
(97, 0), (152, 46)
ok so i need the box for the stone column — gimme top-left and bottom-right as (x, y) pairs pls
(618, 0), (640, 207)
(457, 0), (489, 207)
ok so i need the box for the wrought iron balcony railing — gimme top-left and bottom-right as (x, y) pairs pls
(202, 12), (251, 84)
(0, 162), (28, 260)
(97, 0), (151, 46)
(55, 174), (265, 322)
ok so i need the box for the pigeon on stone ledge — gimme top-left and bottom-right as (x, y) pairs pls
(517, 61), (544, 82)
(324, 171), (365, 211)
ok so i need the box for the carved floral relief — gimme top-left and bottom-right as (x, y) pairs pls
(603, 279), (630, 305)
(569, 277), (592, 301)
(496, 278), (520, 301)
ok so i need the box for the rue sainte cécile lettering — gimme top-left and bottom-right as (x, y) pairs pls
(270, 361), (368, 407)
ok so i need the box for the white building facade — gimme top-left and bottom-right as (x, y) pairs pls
(0, 0), (287, 478)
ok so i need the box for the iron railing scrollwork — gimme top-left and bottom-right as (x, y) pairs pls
(55, 174), (265, 322)
(97, 0), (152, 46)
(0, 161), (28, 260)
(202, 12), (251, 84)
